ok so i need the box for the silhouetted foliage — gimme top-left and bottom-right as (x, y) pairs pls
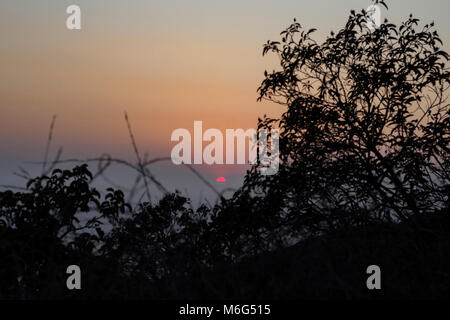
(250, 0), (449, 231)
(0, 1), (449, 299)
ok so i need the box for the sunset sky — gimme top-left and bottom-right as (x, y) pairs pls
(1, 0), (449, 202)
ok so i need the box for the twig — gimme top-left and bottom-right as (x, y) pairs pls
(124, 112), (152, 201)
(42, 115), (57, 175)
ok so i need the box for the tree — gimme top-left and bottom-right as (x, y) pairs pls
(0, 165), (132, 298)
(251, 0), (449, 232)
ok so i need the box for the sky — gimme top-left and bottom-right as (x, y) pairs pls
(1, 0), (450, 203)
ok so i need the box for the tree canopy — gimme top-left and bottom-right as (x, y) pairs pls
(250, 0), (449, 231)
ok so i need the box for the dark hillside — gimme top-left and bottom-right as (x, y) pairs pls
(159, 211), (450, 299)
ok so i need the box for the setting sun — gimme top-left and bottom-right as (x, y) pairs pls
(216, 176), (226, 184)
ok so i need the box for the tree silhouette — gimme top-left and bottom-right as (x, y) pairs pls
(250, 0), (449, 232)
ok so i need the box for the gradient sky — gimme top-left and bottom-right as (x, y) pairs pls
(1, 0), (449, 201)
